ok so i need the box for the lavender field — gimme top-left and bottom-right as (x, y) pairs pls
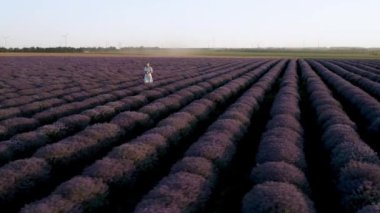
(0, 56), (379, 213)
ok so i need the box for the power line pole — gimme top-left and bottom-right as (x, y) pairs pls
(2, 36), (9, 48)
(62, 34), (68, 47)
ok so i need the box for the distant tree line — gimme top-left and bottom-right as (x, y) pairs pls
(0, 46), (160, 53)
(0, 47), (84, 53)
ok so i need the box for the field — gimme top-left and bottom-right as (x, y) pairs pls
(2, 47), (380, 59)
(0, 56), (379, 213)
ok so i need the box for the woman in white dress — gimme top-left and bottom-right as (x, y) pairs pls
(144, 63), (153, 83)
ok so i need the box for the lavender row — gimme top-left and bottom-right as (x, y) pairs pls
(308, 60), (380, 147)
(1, 58), (241, 106)
(0, 57), (236, 111)
(133, 61), (286, 213)
(0, 82), (81, 105)
(300, 60), (380, 212)
(0, 59), (237, 119)
(20, 60), (282, 212)
(29, 60), (252, 123)
(0, 60), (257, 139)
(0, 57), (232, 105)
(318, 61), (380, 100)
(331, 61), (380, 82)
(346, 60), (380, 74)
(0, 158), (51, 208)
(0, 72), (134, 109)
(242, 60), (315, 213)
(0, 60), (268, 165)
(2, 60), (276, 210)
(0, 98), (67, 121)
(30, 61), (262, 168)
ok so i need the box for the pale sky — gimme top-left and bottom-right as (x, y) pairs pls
(1, 0), (379, 48)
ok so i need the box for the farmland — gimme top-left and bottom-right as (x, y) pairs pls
(0, 56), (379, 213)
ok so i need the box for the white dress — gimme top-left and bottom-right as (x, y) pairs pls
(144, 66), (153, 83)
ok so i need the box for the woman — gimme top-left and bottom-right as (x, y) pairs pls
(144, 63), (153, 83)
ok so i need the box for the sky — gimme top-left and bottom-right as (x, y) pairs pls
(0, 0), (379, 48)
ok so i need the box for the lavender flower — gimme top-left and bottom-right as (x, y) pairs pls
(135, 172), (211, 213)
(256, 139), (306, 170)
(82, 106), (116, 122)
(0, 108), (21, 120)
(185, 133), (236, 169)
(220, 111), (251, 127)
(145, 125), (181, 145)
(157, 112), (197, 137)
(53, 176), (108, 207)
(108, 141), (159, 171)
(265, 114), (303, 135)
(121, 95), (149, 109)
(111, 111), (152, 132)
(0, 158), (51, 204)
(182, 102), (213, 120)
(338, 161), (380, 212)
(208, 118), (246, 141)
(321, 124), (362, 151)
(82, 157), (136, 185)
(228, 103), (255, 118)
(242, 182), (315, 213)
(250, 162), (310, 194)
(261, 127), (303, 149)
(57, 114), (91, 132)
(170, 157), (218, 181)
(20, 195), (79, 213)
(330, 141), (379, 172)
(1, 117), (39, 136)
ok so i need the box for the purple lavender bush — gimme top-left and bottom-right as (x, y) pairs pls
(134, 172), (212, 213)
(337, 161), (380, 212)
(57, 114), (90, 132)
(110, 111), (152, 132)
(261, 127), (304, 149)
(108, 141), (160, 171)
(265, 114), (303, 135)
(0, 158), (51, 205)
(185, 132), (236, 169)
(321, 124), (362, 150)
(0, 131), (50, 164)
(228, 103), (256, 118)
(170, 157), (218, 181)
(157, 112), (197, 137)
(220, 111), (251, 127)
(121, 95), (149, 109)
(256, 139), (306, 170)
(20, 195), (79, 213)
(250, 161), (310, 194)
(145, 125), (181, 145)
(138, 102), (168, 120)
(242, 181), (315, 213)
(83, 157), (136, 186)
(38, 123), (69, 140)
(182, 102), (213, 120)
(0, 108), (21, 120)
(330, 141), (379, 172)
(208, 118), (246, 141)
(22, 176), (108, 212)
(0, 117), (40, 136)
(82, 106), (116, 122)
(53, 176), (109, 210)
